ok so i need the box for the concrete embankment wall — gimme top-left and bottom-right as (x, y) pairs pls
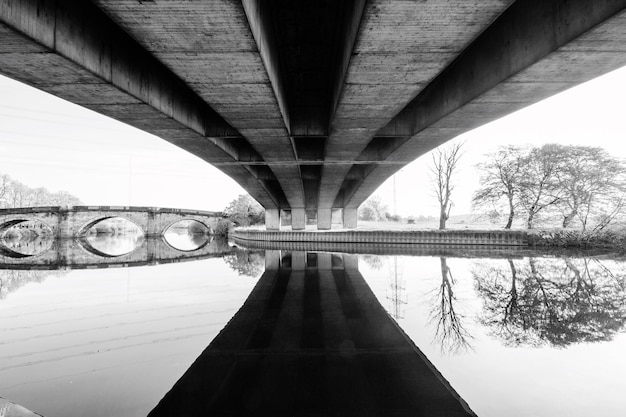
(232, 229), (528, 246)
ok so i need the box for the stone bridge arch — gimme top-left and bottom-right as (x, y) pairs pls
(0, 208), (61, 236)
(159, 214), (220, 235)
(0, 207), (224, 238)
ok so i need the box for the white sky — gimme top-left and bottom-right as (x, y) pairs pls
(1, 65), (625, 215)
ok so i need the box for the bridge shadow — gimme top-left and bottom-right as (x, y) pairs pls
(148, 250), (475, 417)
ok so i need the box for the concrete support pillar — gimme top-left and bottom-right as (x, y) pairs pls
(291, 208), (306, 230)
(265, 208), (280, 230)
(343, 208), (358, 229)
(317, 208), (332, 230)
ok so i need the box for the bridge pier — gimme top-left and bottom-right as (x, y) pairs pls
(317, 208), (332, 230)
(265, 208), (357, 231)
(291, 209), (306, 230)
(56, 209), (72, 239)
(145, 209), (159, 237)
(265, 209), (280, 231)
(343, 208), (358, 229)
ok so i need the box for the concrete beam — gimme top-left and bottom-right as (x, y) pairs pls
(95, 0), (305, 209)
(346, 0), (626, 208)
(319, 0), (515, 209)
(0, 0), (280, 209)
(241, 0), (291, 133)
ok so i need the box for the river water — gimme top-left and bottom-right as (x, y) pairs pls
(1, 233), (625, 416)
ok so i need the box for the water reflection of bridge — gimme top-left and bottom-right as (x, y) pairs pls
(149, 250), (476, 416)
(0, 237), (234, 270)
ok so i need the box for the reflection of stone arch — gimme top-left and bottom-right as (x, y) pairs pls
(77, 236), (145, 258)
(163, 218), (213, 235)
(161, 234), (211, 253)
(0, 241), (31, 258)
(0, 218), (54, 236)
(0, 219), (30, 234)
(76, 216), (145, 237)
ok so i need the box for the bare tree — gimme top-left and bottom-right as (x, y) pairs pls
(555, 146), (626, 228)
(472, 145), (527, 229)
(430, 142), (463, 230)
(0, 171), (82, 208)
(0, 174), (9, 206)
(359, 195), (389, 221)
(517, 144), (563, 229)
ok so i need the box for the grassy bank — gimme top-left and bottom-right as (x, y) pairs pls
(527, 229), (626, 249)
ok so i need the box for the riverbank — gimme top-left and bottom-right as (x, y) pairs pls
(232, 228), (626, 250)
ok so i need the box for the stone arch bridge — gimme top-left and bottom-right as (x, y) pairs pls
(0, 206), (223, 238)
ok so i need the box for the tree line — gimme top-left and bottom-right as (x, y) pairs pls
(0, 172), (82, 209)
(359, 142), (626, 231)
(472, 144), (625, 230)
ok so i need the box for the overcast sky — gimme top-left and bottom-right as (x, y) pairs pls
(1, 65), (625, 215)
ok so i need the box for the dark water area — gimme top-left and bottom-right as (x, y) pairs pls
(1, 234), (625, 416)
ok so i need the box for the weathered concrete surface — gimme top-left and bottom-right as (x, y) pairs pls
(93, 0), (303, 208)
(148, 251), (475, 416)
(0, 206), (222, 238)
(0, 0), (280, 209)
(321, 0), (515, 208)
(0, 236), (233, 270)
(343, 0), (626, 208)
(1, 0), (625, 228)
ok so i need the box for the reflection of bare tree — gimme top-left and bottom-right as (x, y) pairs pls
(474, 257), (626, 347)
(429, 258), (473, 354)
(0, 269), (68, 299)
(386, 256), (406, 320)
(223, 249), (265, 277)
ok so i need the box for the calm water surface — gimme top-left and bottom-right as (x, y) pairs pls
(1, 235), (625, 416)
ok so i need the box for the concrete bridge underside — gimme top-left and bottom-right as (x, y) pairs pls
(1, 0), (625, 230)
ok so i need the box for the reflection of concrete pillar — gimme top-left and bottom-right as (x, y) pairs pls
(291, 251), (306, 270)
(317, 208), (332, 230)
(265, 250), (280, 270)
(318, 253), (332, 270)
(343, 207), (357, 229)
(343, 254), (359, 271)
(265, 209), (280, 231)
(292, 208), (306, 230)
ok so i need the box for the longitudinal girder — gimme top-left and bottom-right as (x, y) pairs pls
(1, 0), (625, 229)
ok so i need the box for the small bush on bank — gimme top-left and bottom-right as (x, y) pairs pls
(214, 219), (234, 236)
(527, 229), (626, 249)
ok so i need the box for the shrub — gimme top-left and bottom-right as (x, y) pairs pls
(214, 219), (233, 236)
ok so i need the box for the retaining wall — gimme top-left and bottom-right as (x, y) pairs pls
(232, 229), (528, 246)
